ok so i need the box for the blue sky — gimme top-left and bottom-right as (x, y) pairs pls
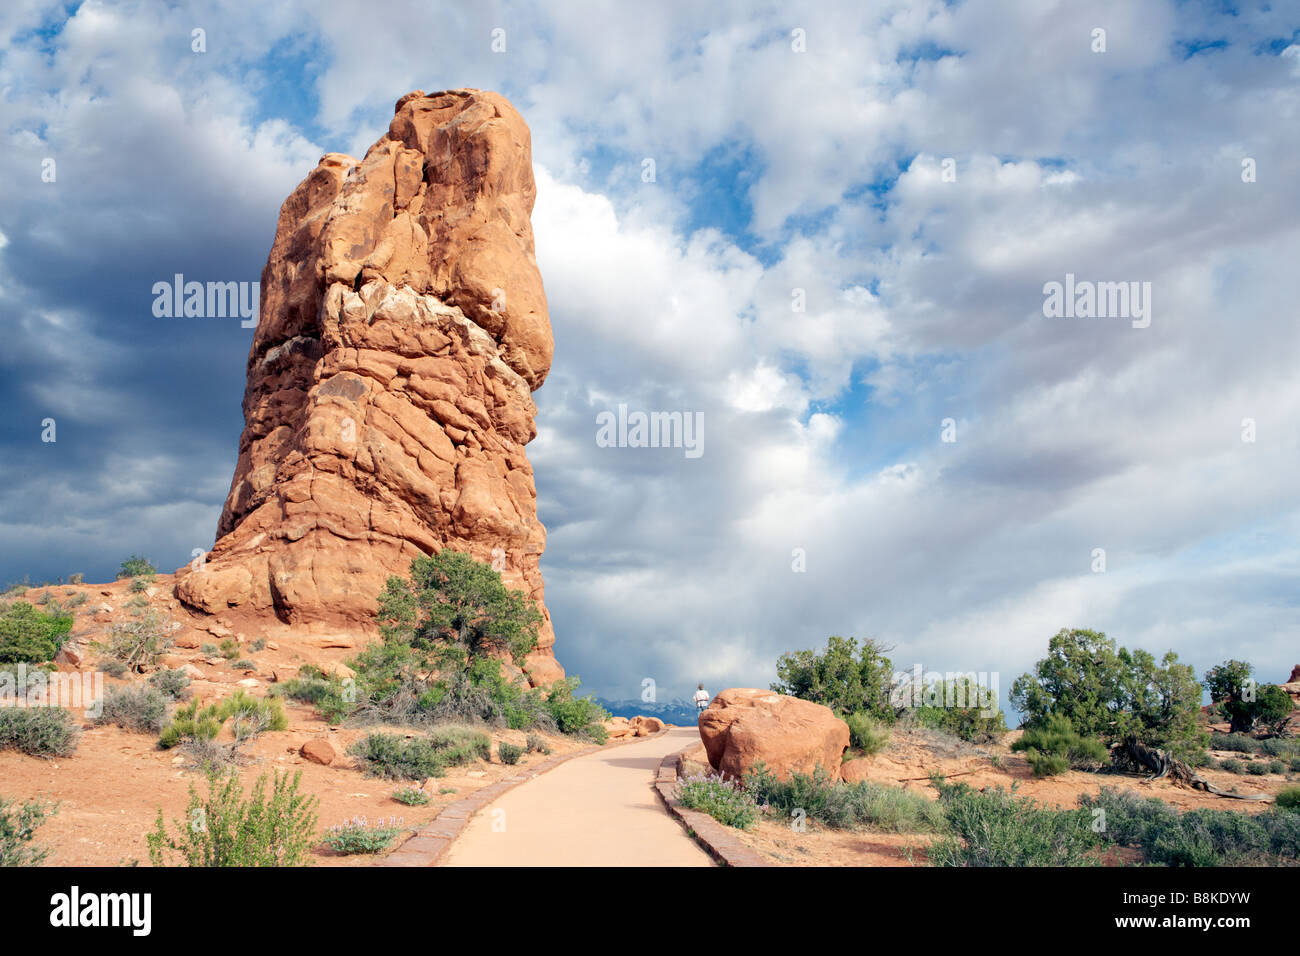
(2, 0), (1300, 712)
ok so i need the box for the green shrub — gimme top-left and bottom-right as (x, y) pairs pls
(1012, 715), (1109, 776)
(323, 815), (405, 854)
(200, 643), (218, 656)
(129, 577), (150, 593)
(233, 659), (256, 671)
(1211, 732), (1261, 754)
(146, 768), (318, 866)
(1011, 628), (1206, 758)
(427, 724), (492, 761)
(525, 732), (551, 754)
(929, 780), (1102, 866)
(1267, 759), (1287, 775)
(95, 685), (169, 733)
(845, 711), (891, 755)
(64, 592), (87, 609)
(1277, 786), (1300, 811)
(223, 689), (288, 741)
(1220, 758), (1245, 774)
(1259, 738), (1300, 758)
(1024, 751), (1071, 777)
(498, 741), (524, 765)
(349, 727), (489, 780)
(772, 634), (895, 721)
(0, 707), (79, 757)
(148, 668), (191, 701)
(350, 734), (444, 780)
(744, 763), (946, 833)
(94, 611), (172, 673)
(219, 639), (239, 660)
(0, 601), (73, 664)
(361, 655), (553, 731)
(352, 552), (559, 733)
(158, 698), (221, 749)
(377, 550), (543, 664)
(1246, 762), (1269, 776)
(1204, 660), (1296, 735)
(1081, 787), (1300, 866)
(676, 774), (759, 829)
(271, 669), (353, 724)
(908, 677), (1008, 743)
(391, 786), (430, 806)
(158, 690), (287, 749)
(0, 796), (56, 866)
(117, 556), (156, 579)
(545, 676), (609, 741)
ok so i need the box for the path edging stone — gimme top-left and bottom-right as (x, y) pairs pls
(653, 744), (772, 867)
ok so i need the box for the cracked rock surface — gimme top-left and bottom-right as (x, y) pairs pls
(175, 89), (563, 685)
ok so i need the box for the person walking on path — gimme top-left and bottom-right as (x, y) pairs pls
(693, 683), (710, 716)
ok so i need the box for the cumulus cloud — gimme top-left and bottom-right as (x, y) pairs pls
(2, 0), (1298, 711)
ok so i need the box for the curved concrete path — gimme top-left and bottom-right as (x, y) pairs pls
(443, 726), (714, 866)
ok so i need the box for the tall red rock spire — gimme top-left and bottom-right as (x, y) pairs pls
(175, 89), (563, 685)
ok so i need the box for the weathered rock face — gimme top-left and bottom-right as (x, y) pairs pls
(698, 688), (849, 782)
(175, 89), (563, 686)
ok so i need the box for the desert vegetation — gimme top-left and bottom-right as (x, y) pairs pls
(157, 689), (289, 767)
(275, 550), (609, 742)
(1080, 787), (1300, 866)
(0, 795), (57, 866)
(772, 634), (1007, 762)
(348, 725), (491, 780)
(0, 706), (80, 757)
(695, 628), (1300, 866)
(147, 768), (318, 866)
(746, 763), (947, 833)
(0, 599), (73, 665)
(93, 610), (174, 674)
(676, 774), (760, 830)
(94, 684), (170, 734)
(323, 815), (406, 855)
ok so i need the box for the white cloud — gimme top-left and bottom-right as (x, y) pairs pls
(3, 0), (1300, 706)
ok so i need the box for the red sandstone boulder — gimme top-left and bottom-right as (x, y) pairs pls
(172, 89), (563, 687)
(603, 721), (633, 739)
(698, 688), (849, 782)
(300, 739), (336, 766)
(630, 715), (666, 736)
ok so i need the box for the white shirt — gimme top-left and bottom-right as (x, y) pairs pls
(693, 689), (709, 703)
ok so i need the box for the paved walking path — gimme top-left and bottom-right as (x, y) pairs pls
(442, 726), (714, 866)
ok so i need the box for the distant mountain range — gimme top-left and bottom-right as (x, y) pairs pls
(596, 696), (701, 726)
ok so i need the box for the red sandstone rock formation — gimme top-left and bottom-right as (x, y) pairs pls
(174, 89), (563, 685)
(698, 688), (850, 781)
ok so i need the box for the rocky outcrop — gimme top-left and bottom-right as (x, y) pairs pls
(175, 89), (562, 685)
(603, 715), (668, 739)
(630, 715), (666, 736)
(1282, 666), (1300, 715)
(698, 688), (850, 782)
